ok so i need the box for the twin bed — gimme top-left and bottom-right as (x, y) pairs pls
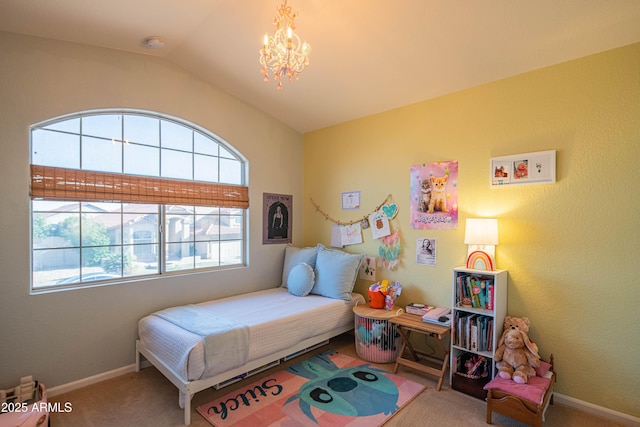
(135, 244), (365, 425)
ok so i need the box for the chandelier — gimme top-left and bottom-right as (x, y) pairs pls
(260, 0), (311, 90)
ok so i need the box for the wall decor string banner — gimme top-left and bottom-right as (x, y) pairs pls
(310, 195), (402, 270)
(310, 194), (393, 226)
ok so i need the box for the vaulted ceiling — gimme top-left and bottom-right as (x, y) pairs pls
(2, 0), (639, 133)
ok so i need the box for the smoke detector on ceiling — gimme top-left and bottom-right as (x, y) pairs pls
(143, 36), (165, 49)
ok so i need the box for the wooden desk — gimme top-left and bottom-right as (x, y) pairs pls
(389, 313), (451, 391)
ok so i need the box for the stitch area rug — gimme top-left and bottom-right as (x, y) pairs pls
(196, 350), (425, 426)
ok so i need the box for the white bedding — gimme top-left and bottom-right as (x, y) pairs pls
(138, 287), (364, 381)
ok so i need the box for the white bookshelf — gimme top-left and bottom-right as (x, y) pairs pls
(450, 267), (507, 398)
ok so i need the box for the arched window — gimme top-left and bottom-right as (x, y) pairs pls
(30, 110), (248, 291)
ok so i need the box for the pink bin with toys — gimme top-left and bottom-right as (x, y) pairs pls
(353, 304), (403, 363)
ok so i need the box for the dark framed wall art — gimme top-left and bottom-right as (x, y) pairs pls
(263, 193), (292, 244)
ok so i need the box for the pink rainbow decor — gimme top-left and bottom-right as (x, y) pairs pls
(466, 250), (494, 271)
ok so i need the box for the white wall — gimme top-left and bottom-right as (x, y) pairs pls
(0, 32), (303, 388)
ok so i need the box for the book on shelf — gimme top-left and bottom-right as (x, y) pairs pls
(470, 321), (478, 351)
(477, 279), (487, 308)
(453, 312), (493, 352)
(455, 273), (495, 310)
(486, 282), (494, 310)
(465, 315), (472, 349)
(465, 276), (474, 305)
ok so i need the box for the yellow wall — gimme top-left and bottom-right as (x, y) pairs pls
(303, 43), (640, 417)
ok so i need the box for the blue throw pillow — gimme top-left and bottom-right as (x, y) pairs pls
(312, 244), (364, 301)
(281, 246), (318, 288)
(287, 263), (316, 297)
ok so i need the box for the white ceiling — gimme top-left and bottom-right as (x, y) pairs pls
(2, 0), (640, 133)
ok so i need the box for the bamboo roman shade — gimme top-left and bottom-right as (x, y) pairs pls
(30, 165), (249, 208)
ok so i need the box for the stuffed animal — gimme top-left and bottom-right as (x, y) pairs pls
(514, 162), (528, 178)
(357, 324), (371, 344)
(494, 329), (540, 384)
(503, 316), (539, 355)
(370, 321), (384, 341)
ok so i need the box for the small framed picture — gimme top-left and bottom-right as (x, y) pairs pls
(341, 191), (360, 210)
(263, 193), (292, 244)
(491, 150), (556, 186)
(416, 238), (436, 266)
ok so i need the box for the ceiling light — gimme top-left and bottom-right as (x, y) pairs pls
(259, 0), (311, 91)
(143, 36), (165, 49)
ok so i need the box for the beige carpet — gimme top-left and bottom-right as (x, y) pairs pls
(49, 333), (624, 427)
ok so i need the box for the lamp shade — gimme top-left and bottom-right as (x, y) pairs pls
(464, 218), (499, 245)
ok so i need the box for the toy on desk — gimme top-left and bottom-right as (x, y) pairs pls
(385, 281), (401, 310)
(368, 280), (402, 310)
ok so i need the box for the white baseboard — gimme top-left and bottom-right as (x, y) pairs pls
(47, 368), (639, 426)
(554, 393), (640, 427)
(47, 361), (150, 398)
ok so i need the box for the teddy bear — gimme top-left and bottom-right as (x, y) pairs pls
(503, 316), (539, 355)
(494, 328), (540, 384)
(514, 162), (528, 178)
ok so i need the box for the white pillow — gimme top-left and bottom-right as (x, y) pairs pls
(311, 244), (364, 301)
(281, 246), (318, 288)
(287, 263), (316, 297)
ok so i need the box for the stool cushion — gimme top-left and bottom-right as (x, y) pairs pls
(483, 375), (552, 405)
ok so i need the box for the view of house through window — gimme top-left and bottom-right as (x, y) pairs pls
(31, 111), (247, 290)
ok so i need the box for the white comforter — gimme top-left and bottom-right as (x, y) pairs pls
(138, 287), (364, 381)
(153, 304), (250, 379)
